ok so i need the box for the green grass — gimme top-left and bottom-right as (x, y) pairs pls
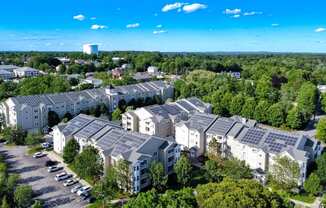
(27, 145), (43, 155)
(291, 193), (316, 204)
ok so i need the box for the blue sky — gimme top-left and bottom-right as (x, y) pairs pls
(0, 0), (326, 52)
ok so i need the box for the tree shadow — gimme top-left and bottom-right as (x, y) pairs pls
(11, 165), (41, 174)
(19, 175), (44, 184)
(33, 186), (58, 197)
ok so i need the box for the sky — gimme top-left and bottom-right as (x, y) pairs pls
(0, 0), (326, 52)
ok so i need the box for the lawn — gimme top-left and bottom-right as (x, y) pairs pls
(27, 145), (43, 155)
(291, 193), (316, 204)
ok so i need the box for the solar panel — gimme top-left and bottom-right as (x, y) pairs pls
(263, 132), (299, 153)
(241, 128), (266, 145)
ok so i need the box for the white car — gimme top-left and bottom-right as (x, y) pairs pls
(47, 166), (62, 173)
(77, 186), (91, 196)
(33, 152), (45, 158)
(63, 179), (78, 186)
(71, 184), (82, 193)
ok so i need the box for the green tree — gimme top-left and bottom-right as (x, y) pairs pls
(316, 117), (326, 142)
(222, 159), (252, 180)
(149, 161), (168, 191)
(1, 196), (9, 208)
(74, 146), (103, 181)
(254, 100), (270, 123)
(115, 160), (132, 193)
(31, 200), (43, 208)
(92, 168), (119, 201)
(321, 93), (326, 113)
(14, 185), (33, 208)
(204, 160), (222, 182)
(48, 111), (60, 128)
(304, 173), (321, 196)
(296, 82), (317, 122)
(63, 139), (80, 164)
(25, 133), (42, 146)
(111, 108), (122, 121)
(174, 155), (192, 187)
(196, 178), (286, 208)
(316, 153), (326, 184)
(229, 94), (245, 115)
(207, 138), (222, 162)
(159, 188), (197, 208)
(241, 97), (256, 119)
(286, 107), (304, 129)
(267, 102), (286, 127)
(269, 156), (300, 191)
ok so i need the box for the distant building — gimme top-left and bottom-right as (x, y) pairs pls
(0, 80), (173, 132)
(83, 44), (99, 55)
(122, 97), (212, 138)
(147, 66), (159, 74)
(13, 67), (40, 78)
(318, 85), (326, 94)
(82, 78), (103, 88)
(53, 114), (181, 193)
(111, 68), (124, 79)
(0, 69), (14, 80)
(0, 65), (19, 72)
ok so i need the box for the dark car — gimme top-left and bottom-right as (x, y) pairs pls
(45, 160), (58, 167)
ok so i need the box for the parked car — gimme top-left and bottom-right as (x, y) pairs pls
(41, 142), (52, 149)
(47, 166), (62, 173)
(33, 152), (45, 158)
(77, 186), (91, 196)
(55, 172), (72, 181)
(45, 160), (58, 167)
(63, 179), (78, 186)
(71, 184), (82, 193)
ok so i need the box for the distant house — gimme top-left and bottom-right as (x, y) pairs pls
(0, 69), (14, 80)
(147, 66), (159, 74)
(121, 64), (131, 70)
(318, 85), (326, 94)
(13, 67), (40, 78)
(0, 65), (19, 72)
(82, 78), (103, 88)
(133, 72), (153, 82)
(111, 68), (124, 79)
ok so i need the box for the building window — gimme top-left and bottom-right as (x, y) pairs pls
(168, 156), (174, 162)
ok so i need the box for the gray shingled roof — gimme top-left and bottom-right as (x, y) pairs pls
(180, 113), (218, 133)
(206, 117), (237, 136)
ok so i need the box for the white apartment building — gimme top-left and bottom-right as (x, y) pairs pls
(53, 114), (181, 193)
(0, 81), (173, 133)
(83, 44), (99, 55)
(0, 69), (14, 80)
(13, 67), (40, 78)
(175, 113), (322, 185)
(122, 97), (212, 138)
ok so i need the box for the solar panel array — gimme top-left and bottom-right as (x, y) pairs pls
(264, 132), (298, 153)
(62, 115), (93, 136)
(241, 128), (266, 145)
(74, 120), (108, 139)
(207, 118), (235, 136)
(188, 113), (217, 130)
(176, 100), (196, 112)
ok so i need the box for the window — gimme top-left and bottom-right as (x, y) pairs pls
(168, 156), (174, 162)
(168, 149), (174, 154)
(141, 179), (147, 185)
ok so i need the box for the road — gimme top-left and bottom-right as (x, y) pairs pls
(0, 145), (87, 208)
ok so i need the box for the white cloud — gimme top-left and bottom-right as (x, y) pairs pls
(73, 14), (86, 21)
(126, 23), (140, 28)
(91, 24), (107, 30)
(315, 27), (326, 33)
(224, 8), (241, 15)
(183, 3), (207, 13)
(271, 23), (280, 27)
(233, 14), (241, 18)
(162, 2), (185, 12)
(153, 30), (167, 35)
(156, 24), (163, 28)
(243, 11), (263, 16)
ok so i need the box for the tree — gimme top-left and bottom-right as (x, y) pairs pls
(254, 100), (270, 123)
(63, 139), (80, 164)
(159, 188), (197, 208)
(316, 153), (326, 184)
(1, 196), (9, 208)
(316, 117), (326, 142)
(241, 97), (256, 119)
(296, 82), (317, 122)
(111, 108), (122, 121)
(74, 146), (103, 181)
(14, 185), (33, 208)
(174, 155), (192, 186)
(286, 107), (304, 129)
(207, 138), (222, 162)
(196, 178), (287, 208)
(115, 160), (132, 193)
(31, 200), (43, 208)
(321, 93), (326, 113)
(222, 159), (252, 180)
(92, 168), (119, 201)
(204, 160), (222, 182)
(149, 161), (168, 192)
(25, 133), (42, 146)
(304, 173), (321, 196)
(229, 94), (245, 115)
(267, 102), (286, 127)
(269, 156), (300, 191)
(48, 111), (60, 127)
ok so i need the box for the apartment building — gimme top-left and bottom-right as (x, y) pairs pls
(0, 80), (173, 132)
(0, 69), (14, 80)
(13, 67), (40, 78)
(122, 97), (212, 137)
(174, 113), (322, 185)
(53, 114), (181, 193)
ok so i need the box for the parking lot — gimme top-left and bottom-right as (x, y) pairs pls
(0, 145), (88, 208)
